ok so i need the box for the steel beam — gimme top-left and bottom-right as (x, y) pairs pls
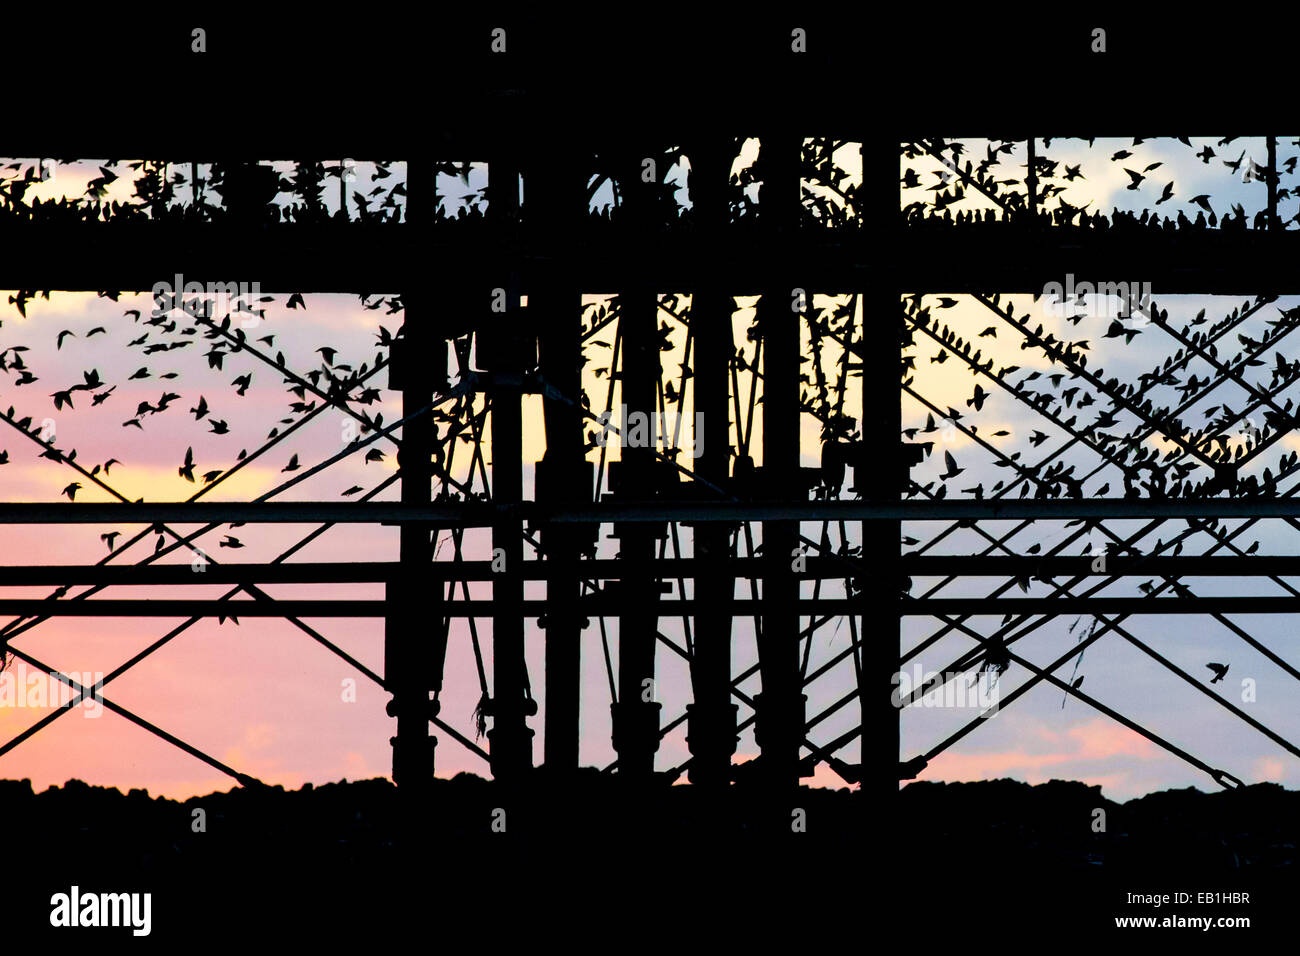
(755, 131), (804, 789)
(486, 150), (534, 781)
(611, 143), (663, 782)
(529, 141), (587, 772)
(384, 156), (438, 791)
(862, 133), (905, 818)
(684, 132), (739, 788)
(22, 498), (1300, 524)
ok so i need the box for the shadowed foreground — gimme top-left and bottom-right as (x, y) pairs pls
(3, 774), (1292, 939)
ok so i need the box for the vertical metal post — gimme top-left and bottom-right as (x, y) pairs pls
(529, 143), (587, 772)
(755, 132), (804, 789)
(685, 134), (738, 787)
(1026, 137), (1038, 222)
(386, 156), (440, 792)
(1268, 135), (1278, 231)
(487, 152), (533, 780)
(860, 134), (903, 807)
(612, 143), (662, 781)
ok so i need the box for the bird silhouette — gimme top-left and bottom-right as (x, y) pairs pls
(1206, 662), (1229, 684)
(178, 446), (196, 482)
(939, 450), (963, 480)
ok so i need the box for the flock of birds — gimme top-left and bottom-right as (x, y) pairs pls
(905, 136), (1294, 231)
(0, 159), (405, 226)
(0, 150), (1277, 711)
(0, 286), (402, 560)
(904, 138), (1300, 702)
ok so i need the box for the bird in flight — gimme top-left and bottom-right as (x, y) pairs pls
(939, 450), (963, 480)
(1206, 662), (1229, 684)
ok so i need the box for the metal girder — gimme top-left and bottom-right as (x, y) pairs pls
(8, 225), (1300, 296)
(10, 499), (1300, 524)
(907, 597), (1300, 615)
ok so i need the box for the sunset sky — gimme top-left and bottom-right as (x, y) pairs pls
(2, 137), (1296, 801)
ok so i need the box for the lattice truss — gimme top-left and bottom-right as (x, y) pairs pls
(0, 142), (878, 786)
(11, 136), (1292, 791)
(900, 135), (1300, 791)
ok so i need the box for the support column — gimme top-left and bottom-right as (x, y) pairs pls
(528, 143), (588, 772)
(487, 151), (534, 780)
(685, 134), (737, 787)
(859, 135), (904, 807)
(611, 143), (662, 782)
(386, 156), (441, 792)
(755, 132), (804, 790)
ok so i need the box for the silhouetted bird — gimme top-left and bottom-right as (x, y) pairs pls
(1206, 662), (1229, 684)
(939, 450), (963, 480)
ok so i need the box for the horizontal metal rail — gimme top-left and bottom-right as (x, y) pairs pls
(906, 597), (1300, 615)
(10, 499), (1300, 524)
(9, 555), (1300, 586)
(11, 595), (1300, 616)
(904, 556), (1300, 576)
(4, 226), (1300, 295)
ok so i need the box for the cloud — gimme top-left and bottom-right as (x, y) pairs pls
(922, 718), (1159, 797)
